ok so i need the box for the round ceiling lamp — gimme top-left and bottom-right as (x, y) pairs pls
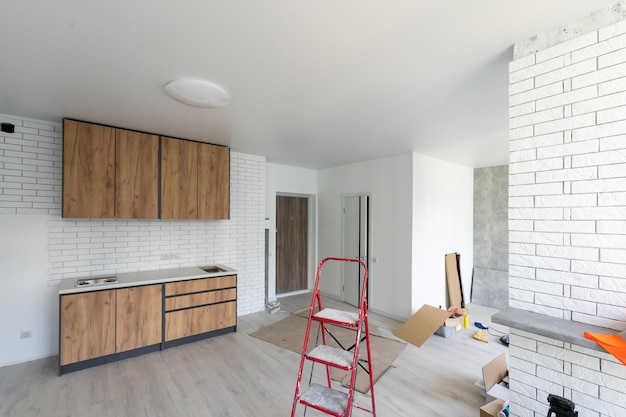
(163, 78), (230, 108)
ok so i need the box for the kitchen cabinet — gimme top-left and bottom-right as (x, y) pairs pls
(63, 119), (229, 220)
(60, 290), (116, 366)
(115, 285), (162, 353)
(62, 120), (159, 219)
(63, 120), (116, 218)
(198, 143), (230, 219)
(161, 136), (230, 220)
(160, 136), (198, 219)
(59, 284), (162, 372)
(164, 275), (237, 343)
(115, 130), (159, 219)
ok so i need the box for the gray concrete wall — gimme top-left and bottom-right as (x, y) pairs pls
(472, 165), (508, 309)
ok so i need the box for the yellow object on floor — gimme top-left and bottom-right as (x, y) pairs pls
(473, 330), (488, 343)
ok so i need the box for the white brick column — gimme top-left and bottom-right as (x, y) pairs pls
(508, 12), (626, 417)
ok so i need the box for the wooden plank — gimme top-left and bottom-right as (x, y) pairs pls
(445, 252), (464, 309)
(165, 288), (236, 311)
(115, 130), (159, 219)
(164, 302), (236, 341)
(60, 290), (116, 365)
(115, 285), (162, 353)
(165, 275), (236, 296)
(198, 143), (230, 219)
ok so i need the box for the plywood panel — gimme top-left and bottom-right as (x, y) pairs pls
(115, 130), (159, 219)
(60, 290), (116, 365)
(164, 302), (236, 341)
(198, 143), (230, 219)
(116, 285), (162, 353)
(165, 288), (236, 311)
(161, 137), (198, 219)
(63, 120), (115, 218)
(165, 275), (236, 296)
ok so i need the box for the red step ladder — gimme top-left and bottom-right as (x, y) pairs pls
(290, 257), (376, 417)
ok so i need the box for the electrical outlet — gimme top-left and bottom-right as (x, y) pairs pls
(160, 253), (170, 260)
(20, 330), (32, 339)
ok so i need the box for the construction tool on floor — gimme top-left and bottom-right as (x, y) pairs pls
(290, 257), (376, 417)
(473, 330), (488, 343)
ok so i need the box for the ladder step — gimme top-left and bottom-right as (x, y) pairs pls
(307, 345), (355, 369)
(313, 308), (359, 327)
(299, 383), (348, 417)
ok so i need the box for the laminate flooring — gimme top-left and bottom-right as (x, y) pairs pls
(0, 294), (509, 417)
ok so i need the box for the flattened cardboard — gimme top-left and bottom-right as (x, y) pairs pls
(394, 304), (452, 347)
(483, 353), (508, 392)
(480, 399), (506, 417)
(445, 252), (465, 309)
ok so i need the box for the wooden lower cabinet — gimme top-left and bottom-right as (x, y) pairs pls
(60, 290), (116, 366)
(116, 285), (162, 353)
(59, 275), (236, 374)
(164, 275), (237, 343)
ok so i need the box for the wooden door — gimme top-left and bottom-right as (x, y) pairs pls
(276, 196), (308, 294)
(161, 137), (198, 219)
(60, 290), (116, 365)
(115, 130), (159, 219)
(198, 143), (230, 219)
(116, 285), (162, 353)
(63, 120), (115, 218)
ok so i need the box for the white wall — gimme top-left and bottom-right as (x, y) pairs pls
(318, 153), (414, 319)
(0, 215), (57, 366)
(411, 153), (474, 312)
(265, 163), (318, 302)
(0, 113), (267, 367)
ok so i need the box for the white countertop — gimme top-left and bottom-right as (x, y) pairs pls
(58, 264), (237, 295)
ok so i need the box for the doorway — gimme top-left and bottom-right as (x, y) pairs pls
(342, 195), (370, 307)
(276, 195), (308, 294)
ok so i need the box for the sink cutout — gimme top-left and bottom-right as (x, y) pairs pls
(200, 266), (226, 273)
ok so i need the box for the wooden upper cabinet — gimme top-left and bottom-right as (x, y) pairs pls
(161, 136), (198, 219)
(198, 143), (230, 219)
(63, 120), (115, 218)
(115, 130), (159, 219)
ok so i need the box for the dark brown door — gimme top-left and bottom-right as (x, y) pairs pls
(276, 196), (308, 294)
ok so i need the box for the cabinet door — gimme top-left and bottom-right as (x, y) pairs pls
(165, 302), (236, 341)
(63, 120), (115, 218)
(116, 285), (162, 353)
(161, 137), (198, 219)
(115, 130), (159, 219)
(60, 290), (116, 366)
(198, 143), (230, 219)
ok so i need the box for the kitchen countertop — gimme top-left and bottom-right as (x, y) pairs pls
(58, 264), (237, 295)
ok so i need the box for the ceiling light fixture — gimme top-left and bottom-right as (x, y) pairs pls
(163, 78), (230, 108)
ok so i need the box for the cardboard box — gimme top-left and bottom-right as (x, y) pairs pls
(479, 399), (506, 417)
(481, 353), (510, 403)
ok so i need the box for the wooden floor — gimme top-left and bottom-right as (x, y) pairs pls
(0, 294), (509, 417)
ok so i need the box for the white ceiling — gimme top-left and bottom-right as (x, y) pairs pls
(0, 1), (614, 169)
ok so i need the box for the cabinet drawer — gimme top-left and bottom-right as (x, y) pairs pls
(165, 301), (236, 341)
(165, 275), (236, 296)
(165, 288), (236, 311)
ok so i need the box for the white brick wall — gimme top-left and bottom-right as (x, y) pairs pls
(508, 13), (626, 417)
(0, 113), (266, 315)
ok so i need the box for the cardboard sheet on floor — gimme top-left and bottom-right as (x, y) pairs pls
(393, 304), (452, 347)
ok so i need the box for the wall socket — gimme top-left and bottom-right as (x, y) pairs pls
(160, 253), (181, 260)
(20, 330), (32, 339)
